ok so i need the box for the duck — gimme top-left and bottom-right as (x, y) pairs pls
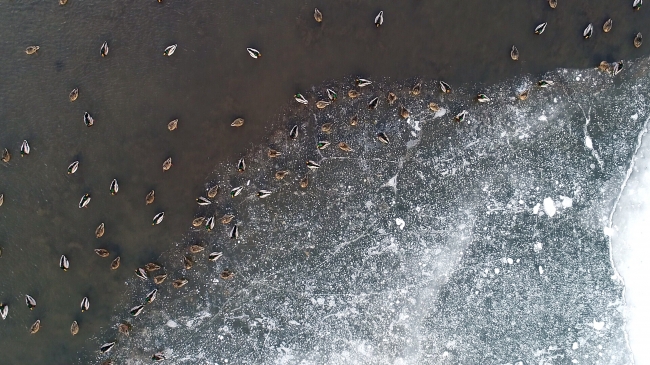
(314, 8), (323, 23)
(350, 115), (359, 126)
(613, 60), (623, 75)
(247, 48), (261, 59)
(135, 267), (148, 280)
(0, 194), (3, 207)
(130, 305), (144, 316)
(152, 353), (166, 361)
(205, 216), (215, 231)
(94, 248), (110, 258)
(348, 89), (360, 98)
(306, 160), (320, 169)
(535, 22), (547, 35)
(510, 45), (519, 61)
(69, 88), (79, 102)
(231, 118), (244, 127)
(237, 157), (246, 171)
(377, 132), (389, 144)
(439, 81), (451, 94)
(68, 161), (79, 174)
(172, 278), (188, 288)
(356, 78), (372, 87)
(294, 93), (308, 105)
(162, 157), (172, 171)
(338, 142), (353, 152)
(145, 289), (157, 304)
(153, 274), (167, 284)
(327, 88), (338, 101)
(30, 320), (41, 334)
(193, 216), (205, 227)
(2, 148), (10, 162)
(79, 193), (91, 208)
(100, 41), (109, 57)
(20, 140), (30, 156)
(634, 32), (643, 48)
(84, 112), (94, 127)
(145, 262), (161, 272)
(60, 0), (68, 5)
(145, 190), (155, 205)
(110, 257), (120, 270)
(477, 94), (490, 103)
(598, 61), (610, 73)
(220, 214), (235, 224)
(518, 89), (529, 101)
(387, 92), (397, 104)
(81, 297), (90, 312)
(220, 269), (235, 280)
(118, 322), (131, 336)
(257, 190), (272, 198)
(196, 196), (211, 206)
(70, 321), (79, 335)
(300, 176), (309, 188)
(399, 105), (410, 118)
(110, 179), (119, 195)
(317, 141), (331, 150)
(152, 212), (165, 225)
(548, 0), (557, 8)
(25, 46), (40, 55)
(410, 81), (422, 96)
(538, 80), (554, 88)
(100, 342), (115, 354)
(207, 185), (219, 198)
(316, 100), (331, 109)
(583, 23), (593, 39)
(454, 110), (468, 123)
(26, 295), (36, 310)
(268, 148), (282, 158)
(230, 186), (243, 197)
(321, 123), (332, 133)
(289, 125), (299, 139)
(368, 96), (379, 109)
(603, 19), (613, 33)
(209, 252), (223, 261)
(230, 225), (239, 239)
(189, 245), (204, 254)
(429, 102), (440, 112)
(59, 255), (70, 271)
(633, 0), (642, 11)
(375, 10), (384, 27)
(168, 119), (178, 131)
(163, 44), (177, 56)
(0, 303), (8, 320)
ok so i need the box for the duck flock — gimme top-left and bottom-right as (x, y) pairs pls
(0, 0), (646, 363)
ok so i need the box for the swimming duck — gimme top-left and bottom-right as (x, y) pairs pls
(196, 196), (211, 206)
(454, 110), (468, 122)
(162, 157), (172, 171)
(327, 88), (338, 101)
(95, 248), (110, 258)
(163, 44), (177, 56)
(207, 185), (219, 198)
(300, 176), (309, 188)
(350, 115), (359, 126)
(60, 0), (67, 5)
(69, 88), (79, 102)
(634, 32), (643, 48)
(314, 8), (323, 22)
(230, 225), (239, 239)
(79, 193), (91, 208)
(511, 45), (519, 61)
(145, 262), (161, 272)
(145, 289), (157, 304)
(603, 19), (613, 33)
(356, 78), (372, 87)
(375, 11), (384, 27)
(204, 216), (215, 230)
(100, 342), (115, 354)
(548, 0), (557, 8)
(294, 93), (308, 105)
(316, 100), (331, 109)
(583, 23), (593, 39)
(146, 190), (155, 205)
(220, 214), (235, 224)
(100, 41), (109, 57)
(439, 81), (451, 93)
(409, 82), (422, 96)
(247, 48), (261, 59)
(209, 252), (223, 261)
(94, 223), (105, 238)
(189, 245), (204, 254)
(518, 89), (529, 100)
(2, 148), (10, 162)
(83, 112), (94, 127)
(0, 303), (7, 320)
(152, 353), (166, 361)
(81, 297), (90, 312)
(614, 60), (623, 75)
(348, 90), (360, 98)
(289, 125), (299, 139)
(25, 46), (39, 55)
(172, 278), (188, 288)
(338, 142), (353, 152)
(68, 161), (79, 174)
(306, 160), (320, 169)
(130, 304), (145, 316)
(26, 295), (36, 310)
(110, 179), (119, 195)
(321, 123), (332, 133)
(633, 0), (642, 11)
(377, 132), (389, 144)
(268, 148), (282, 158)
(153, 274), (167, 284)
(70, 321), (79, 335)
(152, 212), (165, 225)
(30, 320), (40, 334)
(220, 269), (235, 280)
(429, 102), (440, 112)
(257, 190), (272, 198)
(387, 92), (397, 104)
(0, 194), (3, 207)
(135, 267), (148, 280)
(110, 257), (120, 270)
(477, 94), (490, 103)
(168, 119), (178, 131)
(317, 141), (331, 150)
(237, 157), (246, 171)
(231, 118), (245, 127)
(538, 80), (554, 88)
(60, 255), (70, 271)
(230, 186), (243, 197)
(20, 140), (30, 156)
(535, 22), (547, 35)
(368, 96), (379, 109)
(191, 217), (205, 228)
(399, 105), (410, 118)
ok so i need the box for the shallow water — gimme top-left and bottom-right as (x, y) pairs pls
(1, 1), (650, 364)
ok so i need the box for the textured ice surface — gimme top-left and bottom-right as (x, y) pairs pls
(101, 59), (650, 364)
